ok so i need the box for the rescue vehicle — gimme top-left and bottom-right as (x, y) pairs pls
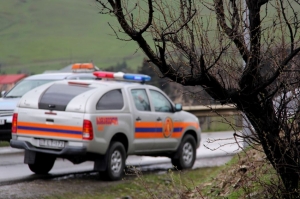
(10, 71), (201, 181)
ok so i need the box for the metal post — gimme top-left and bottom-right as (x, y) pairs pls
(242, 1), (252, 148)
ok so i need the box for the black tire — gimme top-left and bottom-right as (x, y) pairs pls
(100, 142), (126, 181)
(171, 134), (196, 170)
(28, 153), (56, 174)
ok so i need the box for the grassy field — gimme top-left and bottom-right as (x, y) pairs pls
(1, 1), (295, 75)
(0, 0), (144, 74)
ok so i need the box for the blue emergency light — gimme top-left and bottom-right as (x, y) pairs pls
(123, 74), (151, 81)
(93, 71), (151, 82)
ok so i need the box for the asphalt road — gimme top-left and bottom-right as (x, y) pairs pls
(0, 131), (243, 185)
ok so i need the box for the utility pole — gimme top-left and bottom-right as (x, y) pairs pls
(242, 0), (252, 148)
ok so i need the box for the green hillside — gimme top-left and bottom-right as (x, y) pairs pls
(0, 0), (144, 74)
(1, 1), (294, 75)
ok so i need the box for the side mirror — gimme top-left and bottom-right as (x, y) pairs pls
(174, 104), (182, 112)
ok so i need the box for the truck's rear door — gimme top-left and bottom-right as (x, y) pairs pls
(15, 82), (95, 149)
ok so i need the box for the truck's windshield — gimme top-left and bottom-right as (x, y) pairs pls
(4, 79), (54, 98)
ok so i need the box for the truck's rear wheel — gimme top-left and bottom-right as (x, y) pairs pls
(171, 134), (196, 170)
(28, 153), (56, 174)
(100, 141), (126, 181)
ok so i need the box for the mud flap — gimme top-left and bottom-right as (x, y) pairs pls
(172, 151), (179, 159)
(24, 150), (36, 164)
(93, 154), (108, 171)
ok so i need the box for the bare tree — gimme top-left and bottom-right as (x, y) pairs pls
(95, 0), (300, 197)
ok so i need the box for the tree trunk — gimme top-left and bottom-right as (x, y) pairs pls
(253, 128), (299, 198)
(241, 97), (300, 197)
(258, 129), (299, 198)
(279, 167), (299, 198)
(274, 144), (299, 198)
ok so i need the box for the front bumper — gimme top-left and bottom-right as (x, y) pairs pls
(10, 139), (87, 156)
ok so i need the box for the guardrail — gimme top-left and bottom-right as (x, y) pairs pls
(182, 104), (240, 117)
(183, 104), (242, 131)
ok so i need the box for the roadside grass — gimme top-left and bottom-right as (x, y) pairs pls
(0, 141), (9, 147)
(43, 167), (219, 199)
(201, 116), (242, 132)
(39, 147), (277, 199)
(200, 148), (280, 199)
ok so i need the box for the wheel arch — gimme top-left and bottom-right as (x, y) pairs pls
(171, 131), (198, 170)
(182, 130), (198, 146)
(110, 132), (129, 153)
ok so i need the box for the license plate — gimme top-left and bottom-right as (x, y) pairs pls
(39, 139), (65, 149)
(0, 119), (5, 125)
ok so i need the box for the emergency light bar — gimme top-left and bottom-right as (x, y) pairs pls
(72, 63), (98, 73)
(93, 71), (151, 82)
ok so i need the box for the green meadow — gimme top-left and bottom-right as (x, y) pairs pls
(0, 0), (144, 74)
(0, 0), (296, 75)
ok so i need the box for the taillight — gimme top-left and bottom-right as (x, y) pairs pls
(12, 113), (18, 134)
(82, 120), (93, 140)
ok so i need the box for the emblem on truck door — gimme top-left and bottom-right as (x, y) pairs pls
(163, 117), (173, 138)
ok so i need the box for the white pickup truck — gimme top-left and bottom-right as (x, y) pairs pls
(10, 71), (201, 181)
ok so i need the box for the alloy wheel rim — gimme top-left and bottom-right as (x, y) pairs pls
(111, 150), (122, 173)
(182, 142), (193, 165)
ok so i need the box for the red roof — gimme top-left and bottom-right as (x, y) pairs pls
(0, 74), (27, 84)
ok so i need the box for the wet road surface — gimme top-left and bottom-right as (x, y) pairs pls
(0, 131), (243, 185)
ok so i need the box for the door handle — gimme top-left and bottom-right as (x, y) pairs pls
(46, 119), (54, 123)
(157, 117), (162, 121)
(136, 117), (141, 121)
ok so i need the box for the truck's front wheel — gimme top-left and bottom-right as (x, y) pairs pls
(28, 152), (56, 174)
(100, 141), (126, 181)
(171, 134), (196, 170)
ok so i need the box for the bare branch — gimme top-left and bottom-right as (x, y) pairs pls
(254, 47), (300, 94)
(214, 0), (249, 63)
(279, 0), (295, 51)
(138, 0), (153, 35)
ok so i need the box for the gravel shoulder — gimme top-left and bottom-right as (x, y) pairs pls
(0, 173), (124, 199)
(0, 156), (233, 199)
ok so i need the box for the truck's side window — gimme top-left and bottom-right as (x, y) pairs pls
(96, 89), (124, 110)
(149, 90), (173, 112)
(131, 89), (151, 111)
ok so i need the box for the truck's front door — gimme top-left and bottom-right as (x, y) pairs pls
(149, 89), (179, 151)
(130, 89), (158, 153)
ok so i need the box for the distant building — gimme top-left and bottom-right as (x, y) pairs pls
(0, 74), (27, 93)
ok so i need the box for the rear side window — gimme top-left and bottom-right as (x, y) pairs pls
(39, 84), (93, 111)
(96, 89), (124, 110)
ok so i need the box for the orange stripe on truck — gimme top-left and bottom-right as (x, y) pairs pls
(17, 121), (82, 139)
